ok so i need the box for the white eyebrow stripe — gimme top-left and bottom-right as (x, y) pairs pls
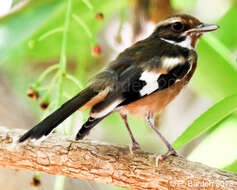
(160, 36), (193, 50)
(157, 17), (183, 26)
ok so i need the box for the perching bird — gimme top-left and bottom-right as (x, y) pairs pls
(19, 14), (219, 158)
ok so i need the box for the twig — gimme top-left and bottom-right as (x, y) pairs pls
(0, 126), (236, 190)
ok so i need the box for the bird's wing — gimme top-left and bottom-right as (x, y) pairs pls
(118, 61), (191, 106)
(90, 57), (191, 118)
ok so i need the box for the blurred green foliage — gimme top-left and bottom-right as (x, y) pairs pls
(0, 0), (63, 60)
(173, 93), (237, 150)
(188, 116), (237, 169)
(185, 4), (237, 174)
(170, 0), (197, 10)
(1, 0), (128, 114)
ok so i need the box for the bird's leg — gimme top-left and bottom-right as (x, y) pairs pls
(120, 114), (142, 153)
(145, 113), (178, 161)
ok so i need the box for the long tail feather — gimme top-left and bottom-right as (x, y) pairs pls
(75, 116), (107, 140)
(19, 87), (98, 142)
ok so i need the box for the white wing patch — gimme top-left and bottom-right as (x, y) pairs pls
(139, 71), (161, 96)
(162, 57), (184, 69)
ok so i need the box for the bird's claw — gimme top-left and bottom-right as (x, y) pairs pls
(129, 141), (142, 154)
(155, 149), (179, 167)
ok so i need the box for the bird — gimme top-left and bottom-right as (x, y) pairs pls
(19, 14), (219, 159)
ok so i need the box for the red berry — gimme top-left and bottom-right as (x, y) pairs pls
(96, 12), (104, 21)
(40, 101), (49, 110)
(27, 86), (39, 100)
(31, 176), (41, 187)
(92, 44), (102, 56)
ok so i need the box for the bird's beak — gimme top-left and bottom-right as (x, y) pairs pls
(187, 24), (219, 34)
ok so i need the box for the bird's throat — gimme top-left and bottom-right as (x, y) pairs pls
(160, 34), (200, 50)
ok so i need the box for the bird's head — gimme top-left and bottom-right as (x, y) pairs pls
(153, 14), (219, 49)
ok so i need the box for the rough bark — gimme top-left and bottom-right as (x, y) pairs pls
(0, 127), (236, 190)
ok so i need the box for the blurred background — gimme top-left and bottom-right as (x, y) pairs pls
(0, 0), (236, 189)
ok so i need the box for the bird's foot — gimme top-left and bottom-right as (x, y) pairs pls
(155, 149), (179, 167)
(129, 141), (142, 154)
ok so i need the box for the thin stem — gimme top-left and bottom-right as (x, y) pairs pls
(54, 175), (66, 190)
(34, 172), (41, 181)
(56, 0), (72, 109)
(81, 0), (94, 10)
(72, 14), (93, 39)
(62, 92), (77, 136)
(37, 64), (59, 83)
(118, 8), (126, 38)
(64, 113), (76, 136)
(54, 0), (72, 189)
(38, 27), (65, 42)
(38, 86), (52, 91)
(65, 73), (83, 89)
(48, 71), (60, 92)
(32, 64), (59, 91)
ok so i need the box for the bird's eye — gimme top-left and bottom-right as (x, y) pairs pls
(171, 22), (184, 32)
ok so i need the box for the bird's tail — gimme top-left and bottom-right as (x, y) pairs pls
(19, 86), (98, 142)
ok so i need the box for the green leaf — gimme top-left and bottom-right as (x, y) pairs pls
(187, 116), (237, 169)
(192, 46), (237, 99)
(0, 0), (63, 60)
(192, 34), (237, 100)
(172, 93), (237, 150)
(215, 5), (237, 50)
(223, 160), (237, 173)
(191, 6), (237, 100)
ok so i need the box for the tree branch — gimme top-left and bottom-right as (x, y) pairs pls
(0, 127), (236, 190)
